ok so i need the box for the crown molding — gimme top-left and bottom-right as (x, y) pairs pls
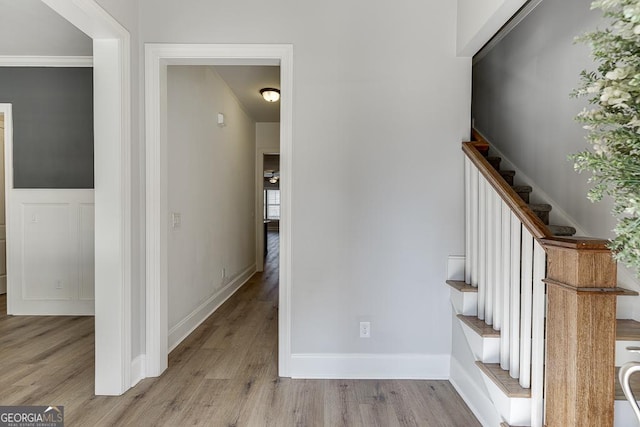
(0, 56), (93, 67)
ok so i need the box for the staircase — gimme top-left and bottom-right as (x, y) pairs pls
(450, 134), (640, 426)
(471, 135), (576, 238)
(449, 279), (640, 426)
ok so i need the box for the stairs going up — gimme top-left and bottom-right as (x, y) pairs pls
(448, 278), (640, 426)
(477, 147), (576, 237)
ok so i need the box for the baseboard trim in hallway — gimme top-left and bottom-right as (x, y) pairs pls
(168, 263), (257, 351)
(290, 353), (450, 379)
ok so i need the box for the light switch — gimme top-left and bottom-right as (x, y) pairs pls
(171, 212), (181, 229)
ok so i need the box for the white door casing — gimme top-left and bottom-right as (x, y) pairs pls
(145, 43), (293, 378)
(39, 0), (132, 396)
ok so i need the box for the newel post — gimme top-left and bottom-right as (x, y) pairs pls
(540, 237), (618, 427)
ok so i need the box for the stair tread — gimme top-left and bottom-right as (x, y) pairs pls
(500, 170), (516, 176)
(445, 280), (477, 293)
(615, 366), (640, 400)
(475, 362), (531, 398)
(617, 319), (640, 341)
(457, 314), (500, 337)
(548, 224), (577, 237)
(528, 203), (552, 212)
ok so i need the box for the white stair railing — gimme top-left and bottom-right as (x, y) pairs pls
(463, 147), (548, 427)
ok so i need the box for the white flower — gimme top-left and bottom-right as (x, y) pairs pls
(625, 199), (640, 215)
(601, 86), (632, 105)
(592, 0), (621, 10)
(606, 67), (631, 80)
(587, 81), (603, 93)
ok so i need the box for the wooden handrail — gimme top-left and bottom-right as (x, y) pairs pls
(462, 141), (551, 240)
(463, 129), (618, 426)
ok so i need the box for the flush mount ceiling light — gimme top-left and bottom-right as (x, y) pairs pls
(260, 88), (280, 103)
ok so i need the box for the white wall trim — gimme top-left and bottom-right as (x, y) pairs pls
(0, 56), (93, 67)
(168, 264), (256, 352)
(130, 354), (146, 388)
(7, 189), (95, 315)
(0, 104), (12, 307)
(290, 353), (450, 379)
(145, 43), (294, 379)
(472, 0), (544, 64)
(42, 0), (132, 396)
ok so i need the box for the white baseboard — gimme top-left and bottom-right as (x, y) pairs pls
(131, 354), (146, 388)
(168, 264), (256, 351)
(290, 353), (450, 379)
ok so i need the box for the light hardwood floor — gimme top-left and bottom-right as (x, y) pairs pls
(0, 232), (480, 426)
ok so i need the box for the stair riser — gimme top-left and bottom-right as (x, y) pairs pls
(478, 369), (531, 426)
(533, 210), (549, 225)
(516, 191), (530, 204)
(459, 321), (500, 364)
(501, 173), (514, 186)
(450, 289), (477, 316)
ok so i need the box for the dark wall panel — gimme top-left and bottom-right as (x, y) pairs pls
(0, 67), (93, 188)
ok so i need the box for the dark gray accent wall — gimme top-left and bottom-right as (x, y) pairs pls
(0, 67), (93, 188)
(471, 0), (618, 239)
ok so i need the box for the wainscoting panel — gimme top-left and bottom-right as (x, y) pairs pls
(8, 189), (94, 315)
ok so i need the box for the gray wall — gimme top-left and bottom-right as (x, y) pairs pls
(472, 0), (616, 239)
(0, 0), (92, 56)
(0, 67), (94, 188)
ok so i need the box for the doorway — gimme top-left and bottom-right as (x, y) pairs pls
(145, 44), (293, 378)
(40, 1), (132, 395)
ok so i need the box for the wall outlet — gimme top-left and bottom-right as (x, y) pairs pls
(221, 268), (226, 279)
(359, 321), (371, 338)
(55, 280), (63, 290)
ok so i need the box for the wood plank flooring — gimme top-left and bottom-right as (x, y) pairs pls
(0, 232), (479, 426)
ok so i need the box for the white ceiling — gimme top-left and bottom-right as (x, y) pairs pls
(214, 65), (281, 123)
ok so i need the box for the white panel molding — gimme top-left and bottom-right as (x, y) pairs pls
(7, 189), (94, 315)
(145, 43), (294, 379)
(289, 353), (449, 380)
(168, 264), (256, 352)
(0, 56), (93, 67)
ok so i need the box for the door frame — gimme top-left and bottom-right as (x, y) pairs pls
(144, 43), (294, 377)
(40, 0), (132, 395)
(0, 104), (11, 299)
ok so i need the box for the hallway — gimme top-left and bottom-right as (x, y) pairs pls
(0, 232), (479, 426)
